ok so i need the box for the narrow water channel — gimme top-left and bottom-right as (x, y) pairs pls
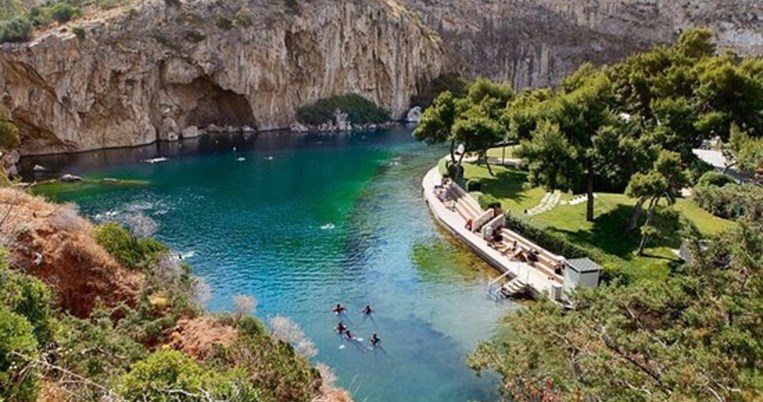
(25, 127), (517, 402)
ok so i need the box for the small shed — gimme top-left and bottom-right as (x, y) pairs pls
(563, 258), (602, 294)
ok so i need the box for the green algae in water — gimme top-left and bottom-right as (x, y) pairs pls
(31, 178), (150, 199)
(31, 128), (512, 402)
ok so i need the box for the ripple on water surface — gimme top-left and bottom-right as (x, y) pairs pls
(36, 128), (517, 402)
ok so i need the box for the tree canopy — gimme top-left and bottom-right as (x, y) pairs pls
(470, 213), (763, 401)
(413, 79), (512, 176)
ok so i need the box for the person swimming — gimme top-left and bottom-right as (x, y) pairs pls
(361, 305), (374, 316)
(332, 303), (346, 315)
(344, 330), (354, 340)
(335, 322), (347, 333)
(370, 333), (381, 347)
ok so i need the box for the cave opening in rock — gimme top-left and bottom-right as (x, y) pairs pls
(172, 78), (256, 132)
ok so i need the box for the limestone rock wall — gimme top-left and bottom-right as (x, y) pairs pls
(400, 0), (762, 89)
(0, 0), (760, 155)
(0, 0), (444, 155)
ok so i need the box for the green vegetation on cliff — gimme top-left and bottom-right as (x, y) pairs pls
(0, 191), (328, 401)
(0, 0), (133, 43)
(296, 93), (391, 126)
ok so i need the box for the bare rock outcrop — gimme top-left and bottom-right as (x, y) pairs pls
(401, 0), (762, 89)
(0, 0), (760, 155)
(0, 0), (444, 155)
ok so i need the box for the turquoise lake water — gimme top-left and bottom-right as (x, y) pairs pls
(26, 127), (517, 402)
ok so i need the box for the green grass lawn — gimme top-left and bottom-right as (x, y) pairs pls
(486, 145), (518, 160)
(462, 161), (735, 280)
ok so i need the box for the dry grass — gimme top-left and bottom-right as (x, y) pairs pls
(315, 363), (354, 402)
(268, 315), (317, 359)
(168, 317), (238, 360)
(0, 188), (143, 317)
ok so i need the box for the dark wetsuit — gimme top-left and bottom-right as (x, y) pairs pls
(370, 334), (381, 347)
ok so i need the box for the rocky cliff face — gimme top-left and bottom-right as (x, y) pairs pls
(0, 0), (760, 155)
(401, 0), (762, 89)
(0, 0), (443, 155)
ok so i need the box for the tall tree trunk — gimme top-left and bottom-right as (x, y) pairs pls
(484, 152), (494, 176)
(455, 147), (467, 179)
(586, 168), (595, 222)
(449, 139), (456, 164)
(627, 195), (649, 232)
(637, 197), (659, 256)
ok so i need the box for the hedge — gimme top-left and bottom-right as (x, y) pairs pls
(503, 213), (591, 259)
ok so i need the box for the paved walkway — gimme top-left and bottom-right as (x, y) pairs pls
(422, 167), (561, 300)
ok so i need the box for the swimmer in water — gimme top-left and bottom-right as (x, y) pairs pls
(332, 304), (346, 315)
(344, 330), (353, 341)
(335, 322), (347, 334)
(361, 305), (374, 316)
(370, 333), (381, 347)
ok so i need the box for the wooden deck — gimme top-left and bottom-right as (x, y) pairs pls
(422, 167), (564, 300)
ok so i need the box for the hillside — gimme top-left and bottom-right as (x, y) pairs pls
(0, 187), (350, 401)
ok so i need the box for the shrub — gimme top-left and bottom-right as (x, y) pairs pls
(234, 11), (253, 27)
(216, 15), (232, 30)
(503, 213), (591, 259)
(49, 204), (85, 232)
(96, 0), (125, 10)
(296, 93), (390, 126)
(94, 223), (168, 269)
(466, 179), (482, 192)
(184, 29), (205, 43)
(117, 350), (253, 401)
(0, 17), (31, 43)
(693, 183), (763, 219)
(56, 312), (146, 383)
(207, 327), (321, 401)
(686, 157), (715, 185)
(72, 26), (85, 40)
(697, 171), (736, 188)
(0, 306), (39, 402)
(284, 0), (300, 14)
(477, 193), (500, 210)
(0, 259), (55, 347)
(49, 3), (80, 24)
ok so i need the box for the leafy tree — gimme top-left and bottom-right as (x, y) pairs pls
(414, 79), (512, 176)
(117, 349), (256, 401)
(296, 93), (389, 126)
(0, 255), (55, 347)
(625, 150), (687, 255)
(695, 55), (763, 139)
(413, 91), (463, 163)
(465, 77), (514, 120)
(470, 217), (763, 401)
(452, 106), (504, 175)
(0, 306), (39, 402)
(48, 2), (80, 24)
(515, 120), (578, 191)
(501, 87), (552, 141)
(722, 124), (763, 177)
(517, 70), (615, 221)
(0, 17), (31, 43)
